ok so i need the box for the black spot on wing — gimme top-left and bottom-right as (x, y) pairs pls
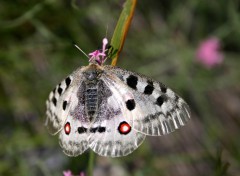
(126, 99), (136, 111)
(98, 127), (106, 133)
(126, 75), (138, 89)
(52, 87), (56, 93)
(144, 80), (154, 95)
(63, 101), (67, 110)
(78, 127), (87, 134)
(65, 77), (71, 88)
(58, 87), (63, 95)
(89, 128), (97, 133)
(160, 83), (167, 93)
(156, 95), (167, 107)
(175, 95), (179, 101)
(90, 127), (106, 133)
(52, 97), (57, 106)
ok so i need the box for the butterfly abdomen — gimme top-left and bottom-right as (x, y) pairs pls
(85, 85), (99, 121)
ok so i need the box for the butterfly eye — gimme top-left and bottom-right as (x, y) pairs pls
(64, 122), (71, 135)
(97, 70), (103, 77)
(84, 71), (102, 81)
(86, 72), (95, 80)
(118, 121), (131, 135)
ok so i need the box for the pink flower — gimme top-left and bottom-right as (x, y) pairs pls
(89, 38), (108, 65)
(63, 170), (72, 176)
(63, 170), (85, 176)
(196, 37), (224, 68)
(79, 171), (85, 176)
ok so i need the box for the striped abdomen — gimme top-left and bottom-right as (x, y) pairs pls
(85, 86), (98, 120)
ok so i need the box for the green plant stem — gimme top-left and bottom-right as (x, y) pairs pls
(87, 151), (95, 176)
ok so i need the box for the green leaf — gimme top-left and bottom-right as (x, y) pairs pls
(110, 0), (137, 66)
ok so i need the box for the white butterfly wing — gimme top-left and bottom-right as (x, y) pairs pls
(46, 67), (90, 155)
(58, 76), (94, 156)
(88, 78), (146, 157)
(45, 74), (75, 135)
(103, 65), (190, 136)
(58, 114), (90, 156)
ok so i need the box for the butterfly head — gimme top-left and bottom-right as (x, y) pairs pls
(88, 38), (108, 66)
(83, 64), (103, 84)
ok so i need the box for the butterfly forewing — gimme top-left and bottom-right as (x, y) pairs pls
(103, 65), (191, 136)
(45, 66), (87, 134)
(46, 74), (75, 135)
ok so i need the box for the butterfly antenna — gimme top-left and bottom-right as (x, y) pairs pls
(74, 44), (89, 59)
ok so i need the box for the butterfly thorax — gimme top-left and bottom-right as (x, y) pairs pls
(82, 64), (104, 121)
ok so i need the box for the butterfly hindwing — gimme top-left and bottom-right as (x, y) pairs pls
(103, 65), (190, 136)
(59, 115), (89, 156)
(58, 77), (93, 156)
(88, 78), (146, 157)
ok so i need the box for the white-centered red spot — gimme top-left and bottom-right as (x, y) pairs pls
(118, 121), (131, 135)
(64, 122), (71, 135)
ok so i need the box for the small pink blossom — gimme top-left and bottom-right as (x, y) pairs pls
(63, 170), (72, 176)
(196, 37), (224, 68)
(89, 38), (108, 65)
(63, 170), (85, 176)
(79, 171), (85, 176)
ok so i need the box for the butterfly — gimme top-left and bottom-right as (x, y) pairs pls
(45, 38), (190, 157)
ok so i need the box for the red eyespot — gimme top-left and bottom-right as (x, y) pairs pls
(118, 121), (131, 135)
(64, 122), (71, 135)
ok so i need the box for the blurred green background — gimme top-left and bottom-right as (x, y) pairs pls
(0, 0), (240, 175)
